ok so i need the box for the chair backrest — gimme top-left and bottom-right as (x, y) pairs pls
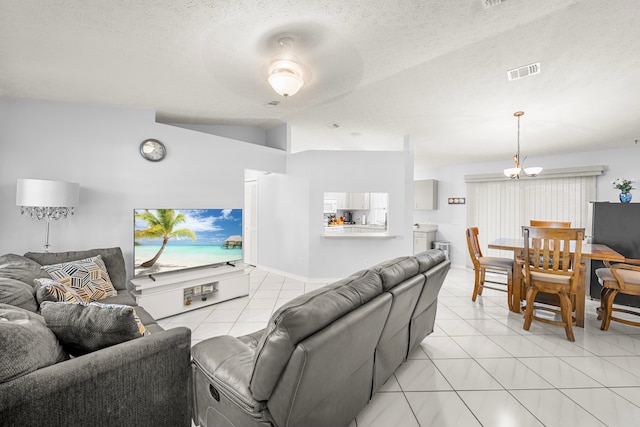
(466, 227), (483, 268)
(522, 226), (585, 289)
(529, 220), (571, 228)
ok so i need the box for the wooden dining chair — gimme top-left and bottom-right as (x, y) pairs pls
(521, 226), (585, 341)
(529, 220), (571, 228)
(528, 220), (571, 259)
(595, 258), (640, 330)
(466, 227), (514, 309)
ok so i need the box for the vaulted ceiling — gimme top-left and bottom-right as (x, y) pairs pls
(1, 0), (639, 167)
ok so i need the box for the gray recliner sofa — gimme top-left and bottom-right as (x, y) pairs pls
(191, 249), (450, 427)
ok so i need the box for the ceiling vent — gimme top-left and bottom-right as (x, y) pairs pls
(507, 62), (541, 81)
(483, 0), (505, 8)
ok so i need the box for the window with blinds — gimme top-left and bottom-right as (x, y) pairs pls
(466, 175), (597, 263)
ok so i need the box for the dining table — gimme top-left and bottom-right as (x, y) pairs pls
(488, 237), (625, 327)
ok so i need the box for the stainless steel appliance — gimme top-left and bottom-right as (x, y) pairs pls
(345, 211), (353, 223)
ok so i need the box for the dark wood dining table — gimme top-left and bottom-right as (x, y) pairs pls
(488, 237), (625, 327)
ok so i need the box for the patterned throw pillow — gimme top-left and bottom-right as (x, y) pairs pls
(42, 255), (117, 301)
(34, 278), (87, 304)
(40, 301), (147, 356)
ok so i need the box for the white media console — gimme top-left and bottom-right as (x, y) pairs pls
(129, 263), (250, 319)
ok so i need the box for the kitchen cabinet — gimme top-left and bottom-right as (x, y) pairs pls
(325, 192), (348, 210)
(414, 179), (438, 210)
(413, 230), (436, 254)
(413, 224), (437, 255)
(323, 192), (372, 210)
(348, 192), (370, 210)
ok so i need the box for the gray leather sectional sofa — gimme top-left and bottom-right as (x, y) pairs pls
(191, 249), (450, 427)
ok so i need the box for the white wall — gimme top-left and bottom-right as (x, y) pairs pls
(284, 148), (414, 280)
(414, 145), (640, 267)
(256, 172), (310, 278)
(0, 99), (287, 279)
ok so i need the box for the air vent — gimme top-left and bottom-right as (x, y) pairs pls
(507, 62), (541, 81)
(266, 100), (280, 107)
(483, 0), (505, 8)
(328, 123), (341, 129)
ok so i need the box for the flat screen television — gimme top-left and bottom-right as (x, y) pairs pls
(134, 208), (243, 277)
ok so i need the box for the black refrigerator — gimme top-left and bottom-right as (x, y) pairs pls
(590, 201), (640, 307)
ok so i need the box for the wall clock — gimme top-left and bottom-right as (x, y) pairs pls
(139, 139), (167, 162)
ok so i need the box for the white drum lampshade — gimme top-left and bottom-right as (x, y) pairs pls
(16, 178), (80, 251)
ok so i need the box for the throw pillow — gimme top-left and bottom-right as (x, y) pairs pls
(34, 278), (87, 304)
(42, 255), (117, 301)
(0, 278), (38, 313)
(0, 303), (67, 383)
(40, 301), (147, 356)
(0, 253), (49, 287)
(24, 247), (127, 291)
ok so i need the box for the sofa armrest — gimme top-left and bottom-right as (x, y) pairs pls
(191, 335), (264, 413)
(0, 327), (192, 427)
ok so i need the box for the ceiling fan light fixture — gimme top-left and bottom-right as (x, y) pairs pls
(267, 37), (305, 97)
(268, 59), (304, 97)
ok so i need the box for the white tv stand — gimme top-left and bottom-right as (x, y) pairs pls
(130, 263), (250, 319)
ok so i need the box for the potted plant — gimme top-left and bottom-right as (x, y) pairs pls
(612, 178), (635, 203)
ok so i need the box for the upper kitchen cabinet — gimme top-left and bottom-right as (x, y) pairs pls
(414, 179), (438, 210)
(347, 192), (370, 210)
(326, 192), (348, 209)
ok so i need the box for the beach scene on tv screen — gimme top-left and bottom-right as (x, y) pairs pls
(134, 209), (242, 276)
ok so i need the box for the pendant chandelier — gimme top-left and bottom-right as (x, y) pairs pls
(503, 111), (542, 179)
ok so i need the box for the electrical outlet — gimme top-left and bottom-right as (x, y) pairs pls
(363, 259), (368, 265)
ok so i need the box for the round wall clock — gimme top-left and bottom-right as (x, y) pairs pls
(139, 139), (167, 162)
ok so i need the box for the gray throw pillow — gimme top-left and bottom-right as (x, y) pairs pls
(40, 301), (147, 356)
(0, 278), (38, 313)
(0, 253), (48, 287)
(0, 304), (67, 383)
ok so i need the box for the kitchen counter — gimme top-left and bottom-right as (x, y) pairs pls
(413, 223), (437, 232)
(321, 224), (394, 238)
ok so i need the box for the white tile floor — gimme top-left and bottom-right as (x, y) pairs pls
(159, 266), (640, 427)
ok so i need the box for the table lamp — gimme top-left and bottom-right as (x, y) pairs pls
(16, 178), (79, 252)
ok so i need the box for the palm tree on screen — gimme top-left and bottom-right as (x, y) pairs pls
(134, 209), (196, 267)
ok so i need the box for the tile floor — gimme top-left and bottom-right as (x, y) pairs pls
(159, 266), (640, 427)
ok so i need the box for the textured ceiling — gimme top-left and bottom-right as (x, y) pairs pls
(1, 0), (639, 167)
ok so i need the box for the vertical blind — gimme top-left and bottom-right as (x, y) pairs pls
(466, 176), (597, 265)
